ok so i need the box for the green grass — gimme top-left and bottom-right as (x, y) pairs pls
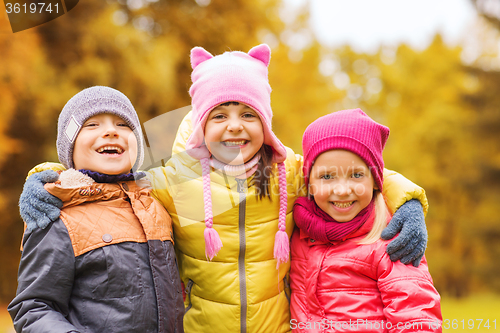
(1, 294), (499, 332)
(441, 294), (500, 332)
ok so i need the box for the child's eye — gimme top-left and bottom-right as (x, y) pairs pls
(83, 122), (98, 127)
(242, 113), (257, 118)
(352, 172), (363, 179)
(117, 122), (129, 127)
(320, 174), (333, 180)
(212, 114), (225, 120)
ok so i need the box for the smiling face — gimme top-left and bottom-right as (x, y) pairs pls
(72, 113), (138, 175)
(204, 102), (264, 165)
(309, 150), (376, 222)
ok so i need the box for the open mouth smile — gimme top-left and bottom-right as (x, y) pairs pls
(332, 201), (355, 208)
(222, 140), (248, 147)
(96, 145), (124, 154)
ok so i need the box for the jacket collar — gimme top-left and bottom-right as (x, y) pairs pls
(44, 169), (151, 209)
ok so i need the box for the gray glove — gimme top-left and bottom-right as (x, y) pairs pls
(19, 170), (63, 230)
(381, 199), (427, 267)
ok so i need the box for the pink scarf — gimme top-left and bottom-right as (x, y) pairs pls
(293, 197), (375, 242)
(209, 153), (261, 178)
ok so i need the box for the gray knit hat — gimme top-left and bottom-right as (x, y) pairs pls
(57, 86), (144, 171)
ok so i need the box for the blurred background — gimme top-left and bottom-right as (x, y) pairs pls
(1, 0), (500, 331)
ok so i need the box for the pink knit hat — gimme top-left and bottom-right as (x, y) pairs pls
(187, 44), (290, 266)
(302, 109), (390, 191)
(187, 44), (287, 162)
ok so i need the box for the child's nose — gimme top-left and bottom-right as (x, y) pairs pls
(333, 180), (353, 196)
(227, 118), (243, 132)
(103, 125), (119, 137)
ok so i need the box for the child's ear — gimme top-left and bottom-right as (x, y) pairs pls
(307, 184), (314, 200)
(190, 47), (214, 69)
(248, 44), (271, 67)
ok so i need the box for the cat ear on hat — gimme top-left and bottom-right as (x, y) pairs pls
(248, 44), (271, 67)
(190, 47), (214, 69)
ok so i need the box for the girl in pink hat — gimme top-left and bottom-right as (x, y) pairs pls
(290, 109), (442, 332)
(21, 45), (430, 333)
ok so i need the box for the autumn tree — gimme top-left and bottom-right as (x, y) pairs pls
(462, 0), (500, 292)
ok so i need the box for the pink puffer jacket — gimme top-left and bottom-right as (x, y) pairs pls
(290, 217), (442, 333)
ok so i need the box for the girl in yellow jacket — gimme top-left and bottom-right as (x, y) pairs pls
(22, 44), (428, 333)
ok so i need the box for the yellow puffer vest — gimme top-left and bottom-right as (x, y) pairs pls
(146, 113), (428, 333)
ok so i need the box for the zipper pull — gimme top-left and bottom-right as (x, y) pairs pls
(235, 178), (247, 193)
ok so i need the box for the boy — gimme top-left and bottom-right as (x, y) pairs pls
(8, 86), (184, 333)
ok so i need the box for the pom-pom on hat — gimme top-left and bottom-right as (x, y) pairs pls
(186, 44), (287, 163)
(186, 45), (290, 267)
(57, 86), (144, 172)
(302, 109), (389, 191)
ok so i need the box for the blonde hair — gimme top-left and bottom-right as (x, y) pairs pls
(358, 190), (391, 245)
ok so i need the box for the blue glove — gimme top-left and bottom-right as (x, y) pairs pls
(19, 170), (63, 230)
(381, 199), (427, 267)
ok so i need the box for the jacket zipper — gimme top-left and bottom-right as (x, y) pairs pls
(184, 279), (194, 314)
(235, 178), (247, 333)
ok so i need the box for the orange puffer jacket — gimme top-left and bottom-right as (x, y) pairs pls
(9, 169), (184, 333)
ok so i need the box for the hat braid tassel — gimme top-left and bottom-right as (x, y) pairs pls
(201, 158), (222, 260)
(274, 162), (289, 269)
